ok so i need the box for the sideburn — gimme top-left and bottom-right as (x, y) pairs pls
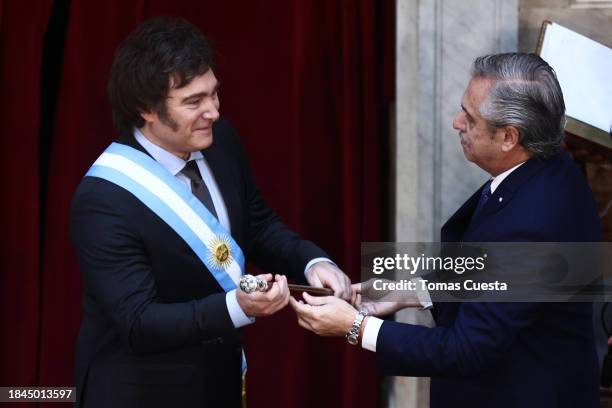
(158, 105), (179, 131)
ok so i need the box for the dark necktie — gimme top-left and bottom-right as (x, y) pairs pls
(180, 160), (218, 219)
(472, 179), (493, 220)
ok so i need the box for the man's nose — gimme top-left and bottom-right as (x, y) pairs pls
(452, 112), (463, 130)
(202, 102), (220, 121)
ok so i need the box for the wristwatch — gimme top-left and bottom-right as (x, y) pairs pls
(346, 310), (367, 346)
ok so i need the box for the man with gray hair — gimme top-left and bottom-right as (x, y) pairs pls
(290, 53), (601, 407)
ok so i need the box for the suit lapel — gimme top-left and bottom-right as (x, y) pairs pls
(202, 141), (243, 243)
(444, 154), (551, 241)
(478, 155), (548, 218)
(441, 187), (481, 242)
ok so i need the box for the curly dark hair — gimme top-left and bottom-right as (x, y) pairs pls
(108, 16), (214, 137)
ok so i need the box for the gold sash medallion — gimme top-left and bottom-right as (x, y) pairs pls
(207, 235), (233, 269)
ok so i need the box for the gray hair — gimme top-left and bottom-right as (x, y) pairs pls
(471, 53), (565, 157)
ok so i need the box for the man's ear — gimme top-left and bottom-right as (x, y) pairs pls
(140, 110), (157, 124)
(500, 126), (520, 152)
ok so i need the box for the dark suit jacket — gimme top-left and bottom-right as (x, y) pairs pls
(70, 119), (329, 408)
(376, 151), (601, 408)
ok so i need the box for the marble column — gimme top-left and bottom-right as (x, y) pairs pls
(392, 1), (518, 407)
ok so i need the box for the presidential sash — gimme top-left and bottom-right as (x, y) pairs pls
(86, 142), (247, 372)
(87, 142), (245, 288)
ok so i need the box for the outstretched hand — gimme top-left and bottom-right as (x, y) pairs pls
(289, 292), (357, 337)
(236, 274), (290, 317)
(305, 262), (352, 301)
(351, 279), (421, 317)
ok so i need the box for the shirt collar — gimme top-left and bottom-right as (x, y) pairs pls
(490, 161), (526, 194)
(134, 128), (203, 176)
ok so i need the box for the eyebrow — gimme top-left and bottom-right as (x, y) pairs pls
(461, 104), (475, 121)
(179, 81), (221, 103)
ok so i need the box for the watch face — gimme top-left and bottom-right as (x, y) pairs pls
(347, 335), (358, 346)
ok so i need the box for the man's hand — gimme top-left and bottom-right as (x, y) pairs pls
(305, 262), (352, 301)
(352, 279), (421, 317)
(289, 292), (357, 337)
(236, 274), (289, 317)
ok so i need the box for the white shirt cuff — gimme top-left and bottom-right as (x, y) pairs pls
(361, 316), (384, 352)
(304, 257), (336, 275)
(226, 289), (255, 328)
(412, 278), (433, 310)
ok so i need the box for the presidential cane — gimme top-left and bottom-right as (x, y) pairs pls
(238, 275), (333, 296)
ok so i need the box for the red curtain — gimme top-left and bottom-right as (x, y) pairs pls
(0, 1), (53, 403)
(3, 1), (394, 407)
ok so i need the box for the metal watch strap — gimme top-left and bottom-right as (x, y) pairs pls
(346, 310), (367, 346)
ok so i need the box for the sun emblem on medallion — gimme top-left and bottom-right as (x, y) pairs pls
(208, 235), (233, 269)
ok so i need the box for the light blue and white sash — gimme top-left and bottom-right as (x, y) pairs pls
(87, 142), (246, 289)
(86, 142), (247, 372)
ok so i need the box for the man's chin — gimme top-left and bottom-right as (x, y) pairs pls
(194, 133), (213, 150)
(461, 147), (473, 162)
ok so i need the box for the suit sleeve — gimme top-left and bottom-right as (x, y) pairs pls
(70, 186), (236, 355)
(376, 302), (544, 377)
(224, 124), (330, 282)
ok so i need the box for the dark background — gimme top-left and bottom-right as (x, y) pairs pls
(0, 1), (395, 407)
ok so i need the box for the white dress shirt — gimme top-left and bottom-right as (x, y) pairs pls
(361, 161), (526, 352)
